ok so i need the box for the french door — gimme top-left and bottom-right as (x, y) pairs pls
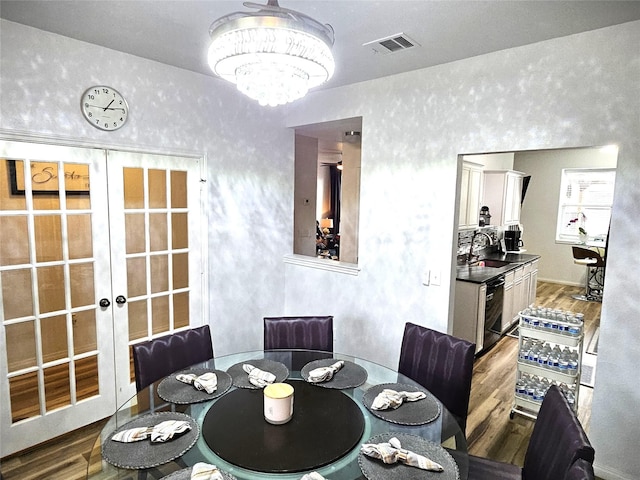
(0, 140), (205, 456)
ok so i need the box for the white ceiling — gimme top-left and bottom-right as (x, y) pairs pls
(3, 0), (640, 91)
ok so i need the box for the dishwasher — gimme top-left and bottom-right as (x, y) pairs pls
(483, 275), (505, 350)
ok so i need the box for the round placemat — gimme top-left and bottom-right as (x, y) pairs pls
(226, 358), (289, 389)
(358, 432), (460, 480)
(362, 383), (441, 425)
(301, 359), (368, 389)
(157, 368), (232, 404)
(102, 412), (199, 469)
(160, 465), (237, 480)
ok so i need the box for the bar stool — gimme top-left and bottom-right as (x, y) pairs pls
(571, 246), (605, 302)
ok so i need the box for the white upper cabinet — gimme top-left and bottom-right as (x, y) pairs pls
(459, 161), (484, 229)
(482, 170), (524, 226)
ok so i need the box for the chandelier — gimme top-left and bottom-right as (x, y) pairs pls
(207, 1), (335, 107)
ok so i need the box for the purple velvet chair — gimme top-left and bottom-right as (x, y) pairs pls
(467, 385), (595, 480)
(132, 325), (214, 391)
(263, 316), (334, 352)
(398, 322), (475, 434)
(564, 459), (595, 480)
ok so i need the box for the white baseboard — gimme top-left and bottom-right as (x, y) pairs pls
(594, 462), (634, 480)
(537, 277), (582, 287)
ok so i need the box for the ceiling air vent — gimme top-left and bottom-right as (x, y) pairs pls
(363, 33), (420, 54)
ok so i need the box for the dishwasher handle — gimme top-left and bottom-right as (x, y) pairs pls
(486, 277), (505, 291)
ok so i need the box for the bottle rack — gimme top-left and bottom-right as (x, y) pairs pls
(510, 310), (583, 420)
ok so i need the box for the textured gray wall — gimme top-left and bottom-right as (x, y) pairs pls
(0, 19), (292, 358)
(285, 22), (640, 479)
(1, 17), (639, 479)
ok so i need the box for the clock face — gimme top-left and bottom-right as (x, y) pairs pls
(81, 86), (129, 131)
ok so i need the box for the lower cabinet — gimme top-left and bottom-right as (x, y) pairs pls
(502, 270), (515, 333)
(453, 281), (486, 354)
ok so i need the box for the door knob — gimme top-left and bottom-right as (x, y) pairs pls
(115, 295), (127, 305)
(99, 298), (111, 308)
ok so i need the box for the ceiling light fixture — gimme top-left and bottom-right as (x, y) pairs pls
(207, 0), (335, 107)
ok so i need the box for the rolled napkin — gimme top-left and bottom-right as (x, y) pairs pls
(176, 371), (218, 394)
(243, 363), (276, 388)
(300, 473), (326, 480)
(360, 436), (444, 472)
(307, 360), (345, 383)
(371, 388), (427, 410)
(191, 462), (224, 480)
(111, 419), (191, 443)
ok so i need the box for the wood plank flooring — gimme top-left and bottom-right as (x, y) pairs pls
(0, 281), (600, 479)
(466, 280), (600, 466)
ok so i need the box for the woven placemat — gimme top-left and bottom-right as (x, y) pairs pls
(157, 368), (232, 404)
(301, 359), (368, 389)
(102, 412), (199, 469)
(160, 465), (237, 480)
(226, 358), (289, 389)
(362, 383), (440, 425)
(358, 432), (460, 480)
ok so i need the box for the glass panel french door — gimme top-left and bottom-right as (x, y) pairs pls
(0, 142), (205, 456)
(0, 140), (114, 457)
(106, 150), (204, 406)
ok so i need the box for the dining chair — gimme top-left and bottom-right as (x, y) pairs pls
(132, 325), (214, 391)
(397, 322), (475, 434)
(263, 316), (334, 352)
(467, 385), (594, 480)
(564, 459), (596, 480)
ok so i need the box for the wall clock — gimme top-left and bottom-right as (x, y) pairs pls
(81, 86), (129, 131)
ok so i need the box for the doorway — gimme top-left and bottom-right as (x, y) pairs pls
(0, 140), (206, 456)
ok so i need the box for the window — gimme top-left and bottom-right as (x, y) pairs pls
(556, 168), (616, 243)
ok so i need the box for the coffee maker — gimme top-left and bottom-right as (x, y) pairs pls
(504, 225), (523, 252)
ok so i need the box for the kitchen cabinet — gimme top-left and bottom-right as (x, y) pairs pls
(511, 265), (524, 326)
(459, 161), (483, 229)
(502, 270), (515, 333)
(453, 280), (486, 354)
(529, 259), (539, 304)
(482, 170), (524, 226)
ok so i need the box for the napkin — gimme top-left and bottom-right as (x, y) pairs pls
(307, 360), (345, 383)
(360, 436), (444, 471)
(176, 371), (218, 394)
(111, 420), (192, 443)
(371, 388), (427, 410)
(243, 364), (276, 388)
(300, 473), (326, 480)
(191, 462), (224, 480)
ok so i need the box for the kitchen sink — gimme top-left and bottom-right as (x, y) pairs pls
(469, 259), (511, 268)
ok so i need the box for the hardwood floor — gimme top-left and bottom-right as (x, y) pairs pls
(0, 281), (599, 479)
(466, 281), (600, 466)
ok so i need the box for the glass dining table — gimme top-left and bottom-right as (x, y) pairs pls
(87, 350), (469, 480)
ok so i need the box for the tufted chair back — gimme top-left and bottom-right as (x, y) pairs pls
(564, 459), (595, 480)
(264, 316), (334, 352)
(132, 325), (214, 391)
(398, 322), (475, 434)
(523, 385), (595, 480)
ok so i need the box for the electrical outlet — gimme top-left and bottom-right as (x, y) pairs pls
(431, 270), (441, 286)
(422, 271), (430, 286)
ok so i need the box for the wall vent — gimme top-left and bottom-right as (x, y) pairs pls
(363, 33), (420, 54)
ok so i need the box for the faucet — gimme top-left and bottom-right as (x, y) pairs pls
(468, 231), (493, 262)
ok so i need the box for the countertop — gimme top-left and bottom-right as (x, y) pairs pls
(456, 251), (541, 284)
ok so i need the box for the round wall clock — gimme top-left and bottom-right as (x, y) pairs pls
(81, 86), (129, 131)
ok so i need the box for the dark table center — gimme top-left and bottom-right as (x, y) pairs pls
(202, 379), (365, 473)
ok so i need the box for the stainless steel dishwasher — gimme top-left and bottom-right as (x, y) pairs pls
(483, 275), (505, 351)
